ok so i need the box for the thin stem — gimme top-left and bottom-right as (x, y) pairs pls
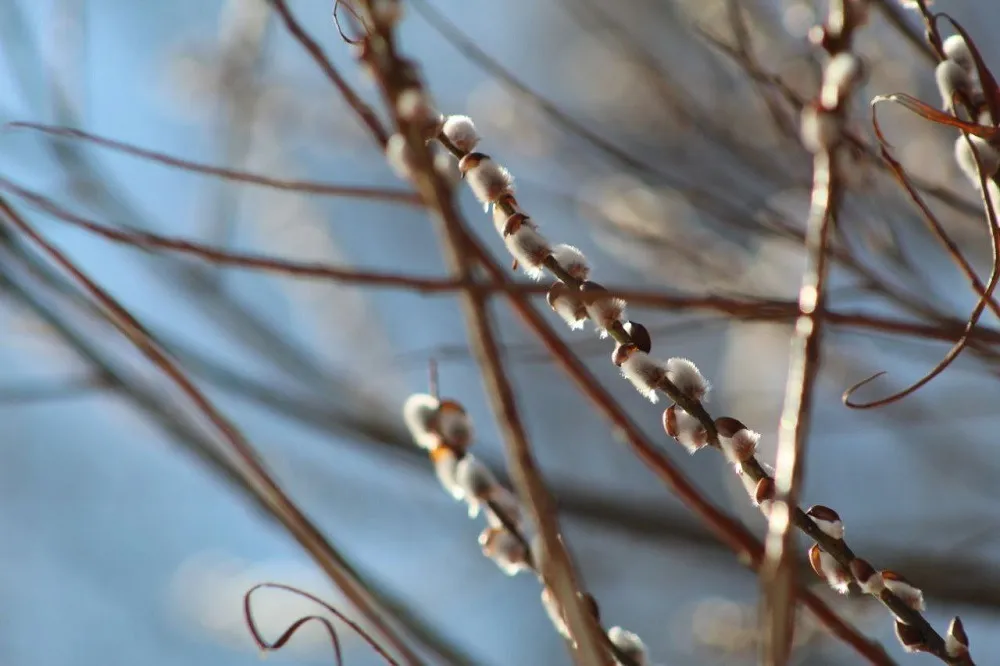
(0, 197), (426, 666)
(6, 122), (421, 204)
(452, 223), (894, 665)
(762, 149), (841, 664)
(12, 173), (1000, 348)
(265, 0), (389, 148)
(360, 9), (608, 666)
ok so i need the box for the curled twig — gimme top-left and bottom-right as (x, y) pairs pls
(846, 85), (1000, 410)
(244, 582), (400, 665)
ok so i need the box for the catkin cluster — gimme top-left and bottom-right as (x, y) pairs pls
(402, 393), (653, 665)
(414, 110), (969, 660)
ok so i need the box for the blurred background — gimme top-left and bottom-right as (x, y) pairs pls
(2, 0), (1000, 664)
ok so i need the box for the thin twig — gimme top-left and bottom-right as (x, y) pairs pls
(0, 374), (106, 403)
(6, 122), (421, 204)
(0, 196), (426, 666)
(454, 218), (895, 665)
(9, 175), (1000, 350)
(265, 0), (389, 148)
(358, 9), (608, 666)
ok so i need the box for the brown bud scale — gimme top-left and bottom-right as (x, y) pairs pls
(458, 152), (488, 173)
(715, 416), (747, 438)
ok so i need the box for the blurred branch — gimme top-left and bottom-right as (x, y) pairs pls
(361, 6), (609, 664)
(0, 227), (479, 666)
(200, 0), (272, 252)
(10, 175), (1000, 351)
(0, 197), (438, 666)
(7, 122), (422, 205)
(0, 373), (106, 403)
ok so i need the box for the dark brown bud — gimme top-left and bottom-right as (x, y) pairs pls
(894, 620), (929, 653)
(806, 505), (844, 540)
(495, 192), (518, 213)
(850, 558), (879, 589)
(432, 400), (472, 452)
(754, 477), (775, 505)
(501, 212), (530, 238)
(580, 592), (601, 621)
(546, 282), (569, 310)
(947, 616), (969, 656)
(662, 405), (678, 438)
(809, 543), (851, 593)
(458, 152), (488, 174)
(578, 280), (607, 306)
(612, 343), (637, 368)
(806, 505), (840, 523)
(881, 570), (913, 586)
(808, 24), (846, 56)
(882, 570), (925, 611)
(623, 320), (652, 353)
(808, 544), (825, 579)
(714, 416), (747, 438)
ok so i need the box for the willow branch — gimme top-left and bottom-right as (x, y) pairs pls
(6, 122), (420, 204)
(0, 196), (426, 666)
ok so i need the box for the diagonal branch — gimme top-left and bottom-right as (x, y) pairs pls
(357, 10), (609, 666)
(0, 196), (427, 666)
(9, 174), (1000, 349)
(6, 122), (421, 205)
(265, 0), (388, 147)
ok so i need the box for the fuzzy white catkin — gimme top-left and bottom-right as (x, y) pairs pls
(453, 455), (523, 524)
(810, 513), (845, 541)
(552, 293), (587, 330)
(820, 53), (860, 109)
(442, 115), (480, 152)
(584, 297), (626, 338)
(671, 407), (707, 453)
(463, 158), (514, 210)
(478, 527), (529, 576)
(402, 393), (441, 450)
(608, 627), (648, 666)
(955, 134), (1000, 187)
(665, 357), (709, 402)
(815, 549), (850, 594)
(619, 351), (666, 403)
(550, 244), (590, 280)
(935, 60), (971, 108)
(800, 106), (840, 154)
(943, 34), (973, 72)
(455, 455), (496, 498)
(483, 486), (523, 529)
(504, 226), (551, 280)
(491, 202), (511, 234)
(432, 448), (464, 500)
(884, 576), (925, 611)
(719, 429), (759, 465)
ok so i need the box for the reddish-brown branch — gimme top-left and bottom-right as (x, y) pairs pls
(8, 174), (1000, 350)
(0, 196), (426, 666)
(266, 0), (389, 148)
(455, 223), (895, 666)
(359, 9), (609, 666)
(6, 122), (421, 204)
